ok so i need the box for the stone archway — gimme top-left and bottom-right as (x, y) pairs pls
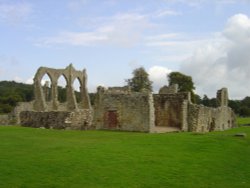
(33, 64), (91, 111)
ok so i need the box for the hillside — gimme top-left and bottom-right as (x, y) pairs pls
(0, 81), (33, 113)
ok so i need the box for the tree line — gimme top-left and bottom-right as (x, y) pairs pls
(0, 68), (250, 116)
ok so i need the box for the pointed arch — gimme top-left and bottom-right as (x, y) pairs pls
(57, 74), (67, 103)
(73, 77), (82, 104)
(41, 73), (52, 102)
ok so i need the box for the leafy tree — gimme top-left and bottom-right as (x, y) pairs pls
(126, 67), (153, 92)
(239, 106), (250, 117)
(168, 72), (196, 102)
(228, 100), (241, 114)
(241, 97), (250, 108)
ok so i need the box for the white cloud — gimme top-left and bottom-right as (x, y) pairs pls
(38, 31), (108, 47)
(25, 77), (34, 84)
(148, 66), (172, 92)
(0, 2), (32, 25)
(223, 14), (250, 43)
(154, 9), (181, 17)
(37, 12), (152, 47)
(180, 13), (250, 99)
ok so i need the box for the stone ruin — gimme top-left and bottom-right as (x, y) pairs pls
(12, 65), (236, 133)
(18, 64), (93, 130)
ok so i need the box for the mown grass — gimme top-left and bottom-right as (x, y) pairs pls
(237, 117), (250, 125)
(0, 126), (250, 188)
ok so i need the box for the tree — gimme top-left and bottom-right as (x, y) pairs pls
(168, 72), (196, 102)
(126, 67), (153, 92)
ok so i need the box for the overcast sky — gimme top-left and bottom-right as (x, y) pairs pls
(0, 0), (250, 99)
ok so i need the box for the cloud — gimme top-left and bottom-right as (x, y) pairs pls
(36, 12), (152, 47)
(0, 2), (32, 25)
(148, 66), (172, 92)
(180, 13), (250, 99)
(154, 9), (182, 17)
(37, 31), (108, 47)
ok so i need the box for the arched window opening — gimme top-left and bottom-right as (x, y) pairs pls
(41, 73), (52, 102)
(57, 75), (67, 103)
(73, 78), (82, 103)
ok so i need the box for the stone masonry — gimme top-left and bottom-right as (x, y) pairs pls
(16, 64), (235, 133)
(19, 64), (93, 130)
(93, 86), (154, 132)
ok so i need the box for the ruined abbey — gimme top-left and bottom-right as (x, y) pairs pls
(6, 65), (236, 133)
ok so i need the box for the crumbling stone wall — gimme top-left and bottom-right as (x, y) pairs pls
(159, 84), (178, 94)
(19, 64), (93, 130)
(217, 88), (228, 106)
(33, 64), (91, 111)
(188, 103), (235, 132)
(93, 87), (154, 132)
(20, 109), (93, 130)
(153, 92), (190, 131)
(0, 115), (12, 125)
(13, 102), (34, 124)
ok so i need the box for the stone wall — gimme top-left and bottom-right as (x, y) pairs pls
(0, 114), (10, 125)
(93, 89), (155, 132)
(20, 109), (93, 130)
(188, 104), (235, 132)
(159, 84), (178, 94)
(13, 102), (34, 124)
(153, 92), (190, 131)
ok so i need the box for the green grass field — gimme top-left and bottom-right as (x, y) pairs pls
(237, 117), (250, 125)
(0, 124), (250, 188)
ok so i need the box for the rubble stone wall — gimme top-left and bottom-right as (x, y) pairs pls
(93, 91), (155, 132)
(20, 109), (93, 130)
(188, 104), (235, 132)
(153, 93), (190, 131)
(0, 115), (11, 125)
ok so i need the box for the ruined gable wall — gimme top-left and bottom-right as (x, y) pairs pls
(93, 91), (154, 132)
(153, 93), (189, 131)
(188, 104), (235, 132)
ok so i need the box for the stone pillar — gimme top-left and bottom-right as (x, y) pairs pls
(51, 80), (59, 110)
(217, 88), (228, 107)
(81, 70), (91, 109)
(66, 65), (78, 110)
(33, 78), (46, 111)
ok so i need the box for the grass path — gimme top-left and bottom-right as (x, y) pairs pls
(0, 126), (250, 187)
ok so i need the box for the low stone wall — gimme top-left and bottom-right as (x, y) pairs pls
(20, 109), (93, 130)
(0, 115), (10, 125)
(94, 92), (155, 132)
(188, 104), (235, 132)
(13, 102), (34, 124)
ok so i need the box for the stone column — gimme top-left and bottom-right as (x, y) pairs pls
(78, 69), (91, 109)
(51, 80), (59, 110)
(33, 78), (46, 111)
(66, 65), (78, 110)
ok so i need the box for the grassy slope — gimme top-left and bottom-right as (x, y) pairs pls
(0, 126), (250, 188)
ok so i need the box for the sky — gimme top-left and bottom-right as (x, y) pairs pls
(0, 0), (250, 99)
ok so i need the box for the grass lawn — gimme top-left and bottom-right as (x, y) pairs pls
(0, 126), (250, 188)
(237, 117), (250, 125)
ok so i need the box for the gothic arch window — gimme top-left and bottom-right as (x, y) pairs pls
(57, 74), (67, 103)
(73, 77), (82, 104)
(41, 73), (52, 102)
